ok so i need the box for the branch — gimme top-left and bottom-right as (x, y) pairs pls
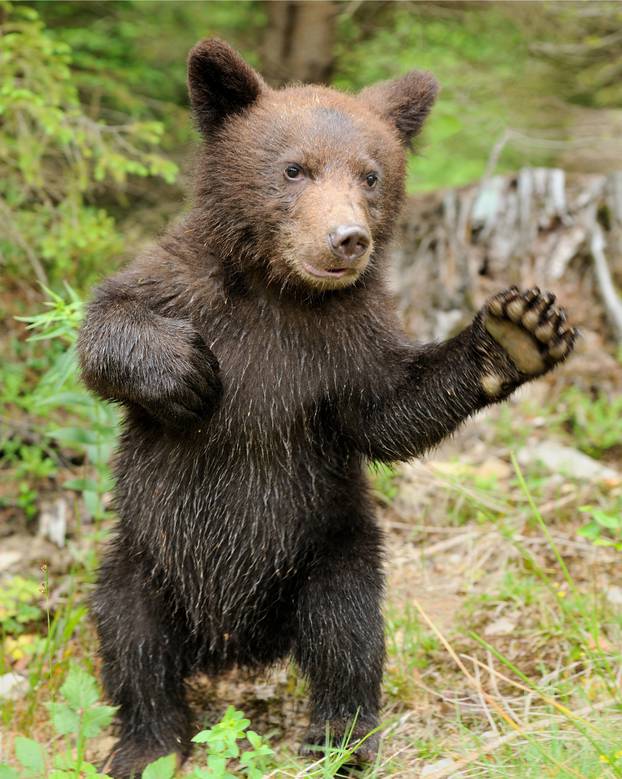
(591, 223), (622, 342)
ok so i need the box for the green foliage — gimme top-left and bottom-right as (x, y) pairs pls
(552, 387), (622, 458)
(518, 2), (622, 110)
(0, 687), (277, 779)
(385, 604), (440, 701)
(0, 577), (43, 637)
(579, 504), (622, 551)
(368, 461), (398, 502)
(334, 4), (552, 192)
(0, 666), (115, 778)
(16, 285), (119, 520)
(0, 2), (177, 287)
(141, 755), (178, 779)
(190, 706), (275, 779)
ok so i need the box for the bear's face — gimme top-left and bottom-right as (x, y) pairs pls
(188, 40), (438, 294)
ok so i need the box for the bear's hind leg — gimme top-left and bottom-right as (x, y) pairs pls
(93, 548), (194, 778)
(295, 518), (385, 765)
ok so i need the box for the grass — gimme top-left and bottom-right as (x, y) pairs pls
(2, 339), (622, 776)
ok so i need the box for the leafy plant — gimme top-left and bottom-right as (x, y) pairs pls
(17, 284), (119, 521)
(579, 505), (622, 551)
(369, 461), (398, 503)
(0, 665), (116, 778)
(553, 387), (622, 458)
(0, 577), (45, 672)
(0, 2), (177, 287)
(190, 706), (275, 779)
(0, 577), (43, 637)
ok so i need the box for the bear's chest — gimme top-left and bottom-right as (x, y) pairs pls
(198, 299), (378, 440)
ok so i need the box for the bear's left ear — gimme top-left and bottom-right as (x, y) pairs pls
(188, 39), (265, 135)
(359, 70), (439, 146)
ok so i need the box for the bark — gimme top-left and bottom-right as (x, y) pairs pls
(391, 168), (622, 345)
(260, 1), (338, 86)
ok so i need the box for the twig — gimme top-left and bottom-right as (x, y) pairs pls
(591, 223), (622, 342)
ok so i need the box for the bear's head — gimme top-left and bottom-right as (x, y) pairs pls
(188, 39), (437, 295)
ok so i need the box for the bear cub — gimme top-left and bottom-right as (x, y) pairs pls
(78, 39), (576, 777)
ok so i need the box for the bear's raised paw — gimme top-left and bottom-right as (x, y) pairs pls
(482, 286), (577, 377)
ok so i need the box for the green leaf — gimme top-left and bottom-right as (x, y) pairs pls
(0, 765), (20, 779)
(206, 755), (228, 773)
(591, 510), (621, 530)
(50, 427), (103, 446)
(142, 754), (177, 779)
(60, 666), (100, 709)
(81, 705), (117, 737)
(47, 702), (80, 735)
(83, 490), (101, 517)
(14, 737), (45, 774)
(191, 730), (211, 744)
(578, 523), (600, 540)
(63, 477), (100, 492)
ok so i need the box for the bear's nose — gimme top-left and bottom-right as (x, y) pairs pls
(328, 224), (371, 262)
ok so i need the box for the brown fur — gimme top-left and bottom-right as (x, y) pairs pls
(78, 40), (576, 778)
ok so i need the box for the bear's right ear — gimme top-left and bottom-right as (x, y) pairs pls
(187, 39), (265, 135)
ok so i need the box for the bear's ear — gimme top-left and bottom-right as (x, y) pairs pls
(187, 39), (265, 135)
(359, 70), (439, 146)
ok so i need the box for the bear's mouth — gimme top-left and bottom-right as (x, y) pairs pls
(302, 262), (354, 279)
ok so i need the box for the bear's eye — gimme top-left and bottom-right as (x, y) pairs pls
(365, 172), (379, 189)
(284, 164), (304, 181)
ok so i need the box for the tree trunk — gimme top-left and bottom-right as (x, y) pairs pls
(260, 1), (338, 86)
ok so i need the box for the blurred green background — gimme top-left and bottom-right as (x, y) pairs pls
(2, 0), (621, 292)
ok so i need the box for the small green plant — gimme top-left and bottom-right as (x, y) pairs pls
(0, 666), (116, 778)
(18, 284), (119, 521)
(578, 505), (622, 551)
(369, 462), (399, 502)
(0, 576), (43, 637)
(190, 706), (275, 779)
(553, 388), (622, 458)
(385, 604), (440, 702)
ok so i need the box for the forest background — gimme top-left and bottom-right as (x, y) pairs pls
(2, 2), (622, 778)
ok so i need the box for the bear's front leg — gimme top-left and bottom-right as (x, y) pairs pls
(295, 519), (384, 765)
(348, 287), (576, 463)
(78, 274), (221, 429)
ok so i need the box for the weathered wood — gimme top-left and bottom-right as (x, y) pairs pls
(391, 168), (622, 344)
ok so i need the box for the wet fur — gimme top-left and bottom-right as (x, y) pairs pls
(78, 40), (574, 777)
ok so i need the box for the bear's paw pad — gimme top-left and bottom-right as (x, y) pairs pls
(484, 286), (577, 376)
